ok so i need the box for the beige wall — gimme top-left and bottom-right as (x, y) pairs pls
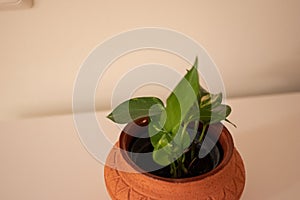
(0, 0), (299, 120)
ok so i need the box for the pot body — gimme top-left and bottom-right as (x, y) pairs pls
(104, 122), (246, 200)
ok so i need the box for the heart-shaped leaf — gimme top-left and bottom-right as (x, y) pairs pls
(107, 97), (164, 124)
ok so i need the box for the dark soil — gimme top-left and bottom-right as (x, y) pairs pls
(128, 134), (223, 179)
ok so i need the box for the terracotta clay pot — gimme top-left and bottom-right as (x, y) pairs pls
(104, 120), (246, 200)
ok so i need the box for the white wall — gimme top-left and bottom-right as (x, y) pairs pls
(0, 0), (299, 120)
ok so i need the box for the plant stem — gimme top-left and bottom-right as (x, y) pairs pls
(193, 120), (199, 139)
(177, 160), (181, 177)
(180, 123), (189, 176)
(191, 142), (196, 160)
(198, 124), (208, 143)
(171, 162), (177, 178)
(181, 122), (188, 140)
(180, 154), (188, 174)
(170, 122), (190, 178)
(190, 121), (198, 159)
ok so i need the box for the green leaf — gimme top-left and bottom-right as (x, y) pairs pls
(198, 91), (236, 127)
(200, 93), (222, 109)
(152, 145), (173, 166)
(149, 120), (191, 166)
(173, 128), (190, 150)
(148, 124), (170, 148)
(150, 126), (173, 166)
(200, 104), (232, 124)
(150, 122), (173, 166)
(148, 108), (167, 146)
(164, 58), (200, 134)
(107, 97), (164, 124)
(151, 131), (190, 167)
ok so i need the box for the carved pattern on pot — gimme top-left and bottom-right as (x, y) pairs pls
(105, 149), (245, 200)
(105, 149), (150, 200)
(220, 150), (246, 200)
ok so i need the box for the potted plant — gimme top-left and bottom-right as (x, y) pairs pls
(104, 58), (246, 200)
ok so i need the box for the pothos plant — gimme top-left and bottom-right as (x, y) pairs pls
(107, 58), (235, 178)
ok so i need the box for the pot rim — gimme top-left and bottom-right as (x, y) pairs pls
(119, 119), (234, 183)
